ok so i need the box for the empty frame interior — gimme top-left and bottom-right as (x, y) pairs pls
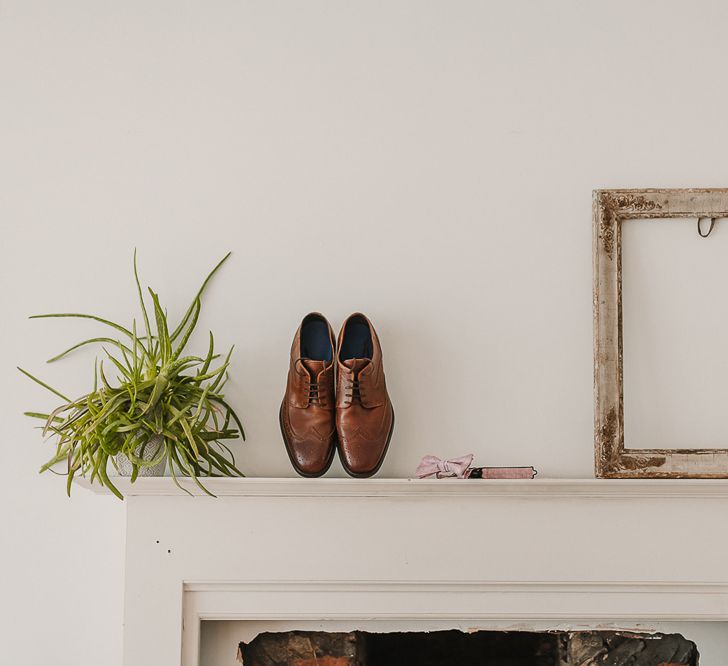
(622, 217), (728, 450)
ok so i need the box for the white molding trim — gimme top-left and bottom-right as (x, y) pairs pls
(75, 476), (728, 499)
(181, 579), (728, 666)
(184, 579), (728, 596)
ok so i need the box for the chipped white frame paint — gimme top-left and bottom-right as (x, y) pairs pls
(593, 188), (728, 478)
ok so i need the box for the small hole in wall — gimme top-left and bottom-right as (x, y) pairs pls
(155, 540), (159, 544)
(167, 549), (171, 554)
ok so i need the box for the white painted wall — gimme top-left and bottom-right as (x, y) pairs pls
(3, 1), (728, 664)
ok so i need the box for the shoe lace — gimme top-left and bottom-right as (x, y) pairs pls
(295, 358), (328, 407)
(306, 378), (327, 406)
(344, 378), (366, 406)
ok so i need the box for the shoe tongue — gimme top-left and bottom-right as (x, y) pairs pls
(300, 359), (326, 378)
(342, 358), (370, 373)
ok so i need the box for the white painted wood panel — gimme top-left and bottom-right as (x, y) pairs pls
(75, 476), (728, 499)
(116, 488), (728, 665)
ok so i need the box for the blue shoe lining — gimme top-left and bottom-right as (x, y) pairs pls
(340, 316), (373, 361)
(300, 317), (333, 362)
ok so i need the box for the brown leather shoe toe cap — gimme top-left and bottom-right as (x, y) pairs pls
(280, 404), (336, 477)
(337, 405), (394, 477)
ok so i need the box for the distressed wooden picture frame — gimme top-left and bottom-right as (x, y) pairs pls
(593, 188), (728, 478)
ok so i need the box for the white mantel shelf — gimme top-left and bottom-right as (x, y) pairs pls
(73, 476), (728, 499)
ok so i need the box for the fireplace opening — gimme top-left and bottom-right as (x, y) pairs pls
(236, 629), (698, 665)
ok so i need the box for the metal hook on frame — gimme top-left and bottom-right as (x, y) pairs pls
(697, 217), (717, 238)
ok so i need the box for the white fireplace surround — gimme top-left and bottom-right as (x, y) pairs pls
(77, 477), (728, 665)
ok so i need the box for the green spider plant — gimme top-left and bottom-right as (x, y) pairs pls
(19, 251), (244, 499)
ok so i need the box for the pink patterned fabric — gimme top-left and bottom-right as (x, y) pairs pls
(474, 466), (537, 479)
(415, 454), (474, 478)
(416, 455), (538, 480)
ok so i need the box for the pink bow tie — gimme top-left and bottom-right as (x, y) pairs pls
(416, 454), (474, 479)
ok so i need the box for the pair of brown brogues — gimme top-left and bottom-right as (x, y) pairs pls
(280, 312), (394, 478)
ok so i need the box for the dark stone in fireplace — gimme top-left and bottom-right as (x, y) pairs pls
(237, 629), (697, 666)
(565, 631), (697, 665)
(237, 631), (360, 666)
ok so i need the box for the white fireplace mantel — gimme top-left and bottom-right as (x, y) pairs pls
(76, 477), (728, 666)
(75, 476), (728, 499)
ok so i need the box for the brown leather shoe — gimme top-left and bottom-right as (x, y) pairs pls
(280, 313), (337, 477)
(336, 313), (394, 478)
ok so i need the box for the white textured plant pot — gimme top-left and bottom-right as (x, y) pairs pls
(115, 434), (167, 477)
